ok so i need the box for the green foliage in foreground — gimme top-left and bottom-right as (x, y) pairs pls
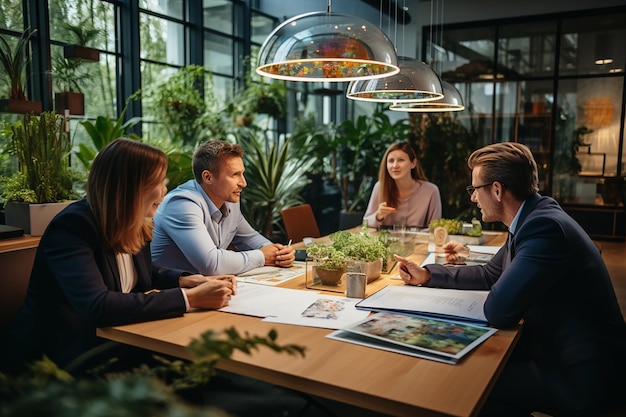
(0, 327), (306, 417)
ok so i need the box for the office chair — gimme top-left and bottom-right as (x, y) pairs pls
(280, 204), (321, 244)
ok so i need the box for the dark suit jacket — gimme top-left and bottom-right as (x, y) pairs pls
(426, 194), (626, 371)
(1, 199), (188, 370)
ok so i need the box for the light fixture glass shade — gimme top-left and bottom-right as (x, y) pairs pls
(389, 81), (465, 112)
(256, 11), (399, 82)
(346, 57), (443, 103)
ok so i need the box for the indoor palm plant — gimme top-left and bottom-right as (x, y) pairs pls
(239, 130), (316, 239)
(1, 111), (81, 235)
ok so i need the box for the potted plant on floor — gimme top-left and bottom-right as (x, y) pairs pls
(239, 131), (316, 239)
(0, 28), (42, 114)
(1, 111), (81, 236)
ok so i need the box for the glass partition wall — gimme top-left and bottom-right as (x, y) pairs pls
(427, 7), (626, 240)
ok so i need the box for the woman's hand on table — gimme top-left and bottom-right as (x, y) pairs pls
(184, 276), (236, 309)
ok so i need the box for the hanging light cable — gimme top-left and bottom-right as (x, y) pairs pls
(345, 0), (443, 103)
(390, 0), (465, 112)
(255, 0), (399, 82)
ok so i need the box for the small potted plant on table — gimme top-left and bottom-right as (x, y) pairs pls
(329, 230), (390, 283)
(305, 243), (346, 286)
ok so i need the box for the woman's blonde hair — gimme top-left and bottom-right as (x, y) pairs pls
(378, 141), (427, 208)
(87, 138), (168, 254)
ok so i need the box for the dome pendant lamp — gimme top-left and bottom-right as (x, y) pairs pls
(389, 80), (464, 112)
(346, 56), (443, 103)
(255, 2), (399, 82)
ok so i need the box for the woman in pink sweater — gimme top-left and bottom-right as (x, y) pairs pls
(363, 141), (442, 229)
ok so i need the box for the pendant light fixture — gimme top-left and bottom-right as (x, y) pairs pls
(389, 80), (464, 111)
(346, 1), (443, 103)
(346, 55), (443, 103)
(390, 0), (465, 112)
(255, 1), (399, 82)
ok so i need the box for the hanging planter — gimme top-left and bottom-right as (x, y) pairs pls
(63, 44), (99, 62)
(0, 28), (42, 114)
(61, 21), (101, 62)
(54, 91), (85, 115)
(0, 99), (42, 114)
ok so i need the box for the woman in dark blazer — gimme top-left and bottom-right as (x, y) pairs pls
(1, 138), (236, 373)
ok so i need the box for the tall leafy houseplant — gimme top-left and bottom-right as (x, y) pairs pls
(1, 112), (81, 235)
(0, 28), (42, 113)
(239, 132), (316, 238)
(3, 111), (78, 203)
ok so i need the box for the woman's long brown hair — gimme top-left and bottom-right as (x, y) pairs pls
(87, 138), (168, 254)
(378, 141), (428, 208)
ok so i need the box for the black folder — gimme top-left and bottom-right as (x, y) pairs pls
(0, 224), (24, 239)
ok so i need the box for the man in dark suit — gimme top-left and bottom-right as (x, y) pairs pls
(395, 142), (626, 416)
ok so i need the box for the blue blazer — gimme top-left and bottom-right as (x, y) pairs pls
(1, 199), (187, 370)
(426, 194), (626, 369)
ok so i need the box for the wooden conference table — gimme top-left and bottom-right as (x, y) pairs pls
(97, 231), (518, 417)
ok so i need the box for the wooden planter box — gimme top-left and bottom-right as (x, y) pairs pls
(0, 99), (42, 114)
(4, 201), (73, 236)
(63, 44), (100, 62)
(55, 92), (85, 115)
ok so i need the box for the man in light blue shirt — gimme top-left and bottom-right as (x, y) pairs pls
(152, 140), (295, 275)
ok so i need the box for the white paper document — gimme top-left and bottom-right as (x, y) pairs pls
(219, 283), (302, 317)
(355, 285), (489, 325)
(263, 295), (371, 329)
(219, 282), (370, 329)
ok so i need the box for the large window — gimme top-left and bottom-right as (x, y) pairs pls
(430, 9), (625, 193)
(427, 6), (626, 240)
(0, 0), (273, 194)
